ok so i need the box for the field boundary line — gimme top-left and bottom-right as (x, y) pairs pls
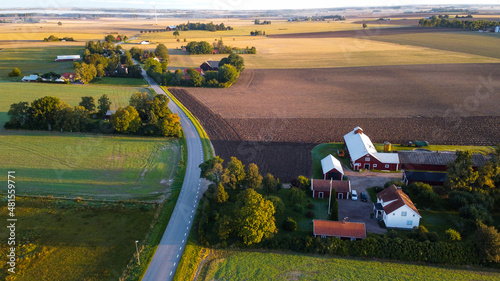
(162, 86), (215, 160)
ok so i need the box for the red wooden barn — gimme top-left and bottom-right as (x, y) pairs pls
(343, 127), (400, 171)
(321, 154), (344, 180)
(311, 179), (351, 199)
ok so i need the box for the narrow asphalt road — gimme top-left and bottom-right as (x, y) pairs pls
(141, 68), (208, 281)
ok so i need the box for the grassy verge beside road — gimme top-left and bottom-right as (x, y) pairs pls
(162, 86), (213, 160)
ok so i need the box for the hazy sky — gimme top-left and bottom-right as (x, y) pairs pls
(1, 0), (499, 10)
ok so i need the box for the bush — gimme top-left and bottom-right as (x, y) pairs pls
(8, 67), (21, 77)
(446, 228), (462, 241)
(293, 203), (304, 213)
(384, 180), (406, 189)
(282, 217), (297, 232)
(459, 204), (492, 225)
(265, 196), (285, 216)
(307, 203), (314, 210)
(305, 211), (315, 218)
(373, 186), (384, 193)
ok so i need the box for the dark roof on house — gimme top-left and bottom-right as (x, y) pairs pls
(332, 180), (350, 193)
(374, 203), (384, 211)
(398, 151), (488, 167)
(61, 72), (75, 79)
(377, 185), (421, 217)
(313, 220), (366, 239)
(203, 60), (219, 68)
(311, 179), (330, 192)
(404, 171), (447, 183)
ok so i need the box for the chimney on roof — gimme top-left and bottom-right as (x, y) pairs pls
(354, 127), (363, 134)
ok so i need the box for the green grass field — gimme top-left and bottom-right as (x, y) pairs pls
(369, 32), (500, 59)
(0, 132), (181, 200)
(0, 82), (180, 200)
(0, 196), (156, 281)
(200, 251), (500, 281)
(0, 47), (83, 81)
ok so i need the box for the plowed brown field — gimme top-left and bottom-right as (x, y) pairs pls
(170, 64), (500, 181)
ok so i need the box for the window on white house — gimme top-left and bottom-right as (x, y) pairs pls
(407, 220), (412, 225)
(373, 164), (377, 168)
(401, 211), (407, 216)
(365, 157), (370, 161)
(393, 213), (395, 215)
(413, 214), (415, 217)
(385, 164), (389, 168)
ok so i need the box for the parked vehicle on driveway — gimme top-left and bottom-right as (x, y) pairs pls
(351, 190), (358, 201)
(360, 192), (368, 202)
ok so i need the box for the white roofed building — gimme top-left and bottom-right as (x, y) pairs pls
(343, 127), (400, 171)
(321, 154), (344, 180)
(55, 55), (81, 62)
(21, 74), (39, 82)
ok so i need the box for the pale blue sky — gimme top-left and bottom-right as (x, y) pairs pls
(0, 0), (499, 10)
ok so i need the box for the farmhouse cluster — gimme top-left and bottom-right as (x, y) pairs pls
(310, 126), (492, 240)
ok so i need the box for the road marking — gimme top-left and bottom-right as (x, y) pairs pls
(189, 221), (191, 224)
(174, 262), (177, 266)
(182, 239), (185, 243)
(185, 233), (187, 236)
(186, 227), (189, 230)
(179, 247), (182, 250)
(190, 215), (193, 218)
(177, 254), (179, 258)
(170, 271), (173, 276)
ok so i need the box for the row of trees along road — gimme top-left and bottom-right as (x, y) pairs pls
(5, 92), (181, 137)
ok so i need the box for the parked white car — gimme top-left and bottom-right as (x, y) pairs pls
(351, 190), (358, 201)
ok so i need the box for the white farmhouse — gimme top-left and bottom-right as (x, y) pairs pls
(373, 185), (421, 229)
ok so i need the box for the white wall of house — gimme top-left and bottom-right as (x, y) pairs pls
(383, 205), (420, 229)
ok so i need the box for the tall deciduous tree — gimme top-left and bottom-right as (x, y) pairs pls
(111, 106), (141, 133)
(226, 53), (245, 72)
(235, 188), (277, 245)
(129, 92), (152, 122)
(79, 96), (96, 113)
(30, 96), (65, 130)
(7, 102), (31, 128)
(245, 163), (263, 189)
(158, 113), (181, 137)
(262, 173), (277, 195)
(474, 222), (500, 263)
(155, 43), (169, 65)
(217, 64), (239, 84)
(200, 156), (224, 180)
(97, 94), (111, 117)
(75, 62), (97, 83)
(215, 183), (229, 203)
(221, 157), (246, 189)
(446, 150), (478, 192)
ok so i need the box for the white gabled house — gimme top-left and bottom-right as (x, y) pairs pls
(373, 185), (421, 229)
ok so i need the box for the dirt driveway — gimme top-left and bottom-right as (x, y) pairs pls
(337, 171), (403, 234)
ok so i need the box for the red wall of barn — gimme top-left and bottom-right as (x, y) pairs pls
(353, 155), (399, 171)
(313, 190), (331, 198)
(324, 170), (342, 180)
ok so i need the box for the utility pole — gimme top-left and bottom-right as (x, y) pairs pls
(328, 179), (332, 215)
(135, 240), (140, 265)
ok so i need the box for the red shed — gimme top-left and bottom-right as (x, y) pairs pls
(321, 154), (344, 180)
(311, 179), (351, 199)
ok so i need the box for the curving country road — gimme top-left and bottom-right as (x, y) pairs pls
(141, 68), (209, 281)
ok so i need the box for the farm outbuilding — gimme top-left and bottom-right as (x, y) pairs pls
(21, 74), (39, 82)
(200, 60), (219, 71)
(398, 151), (488, 171)
(313, 219), (366, 240)
(321, 154), (344, 180)
(343, 127), (400, 171)
(403, 170), (447, 186)
(55, 55), (81, 62)
(311, 179), (351, 199)
(61, 72), (75, 82)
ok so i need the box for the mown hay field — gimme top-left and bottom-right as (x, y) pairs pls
(200, 251), (500, 281)
(0, 197), (156, 281)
